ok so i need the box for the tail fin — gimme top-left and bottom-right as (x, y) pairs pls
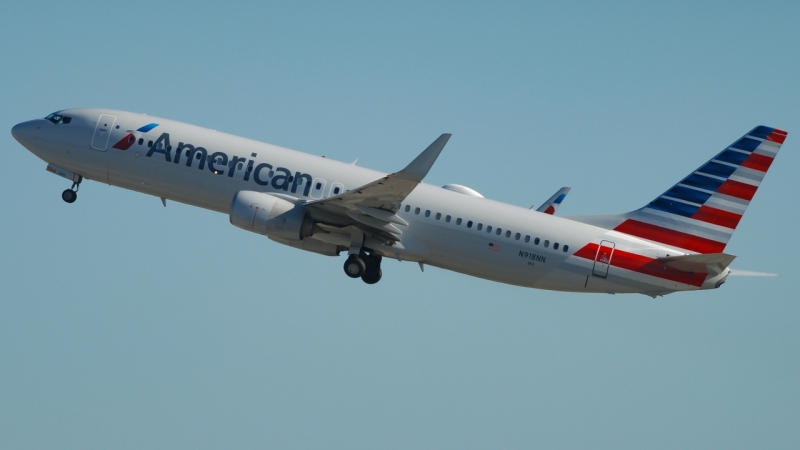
(573, 126), (787, 253)
(534, 187), (571, 214)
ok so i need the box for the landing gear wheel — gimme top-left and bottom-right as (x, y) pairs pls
(361, 268), (382, 284)
(62, 189), (77, 203)
(343, 255), (366, 278)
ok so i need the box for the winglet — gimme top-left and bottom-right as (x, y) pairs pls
(394, 134), (451, 182)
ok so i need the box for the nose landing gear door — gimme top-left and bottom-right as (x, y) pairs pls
(592, 240), (615, 278)
(90, 114), (117, 151)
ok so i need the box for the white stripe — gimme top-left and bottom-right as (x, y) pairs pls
(660, 195), (702, 207)
(755, 139), (780, 155)
(676, 183), (715, 195)
(731, 166), (766, 183)
(706, 195), (747, 214)
(693, 171), (727, 182)
(710, 159), (739, 169)
(635, 209), (734, 239)
(726, 147), (751, 156)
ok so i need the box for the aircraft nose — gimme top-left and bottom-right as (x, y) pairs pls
(11, 120), (38, 143)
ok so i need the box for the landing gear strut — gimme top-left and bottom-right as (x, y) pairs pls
(61, 180), (80, 204)
(343, 252), (383, 284)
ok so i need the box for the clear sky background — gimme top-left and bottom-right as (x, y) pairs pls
(1, 1), (798, 448)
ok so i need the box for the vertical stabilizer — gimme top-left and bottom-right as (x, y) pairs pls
(571, 126), (787, 253)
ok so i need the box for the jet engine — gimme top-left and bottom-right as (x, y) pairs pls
(230, 190), (316, 241)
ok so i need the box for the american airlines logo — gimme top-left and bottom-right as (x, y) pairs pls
(145, 132), (315, 197)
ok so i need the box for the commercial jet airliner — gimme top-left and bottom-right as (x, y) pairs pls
(11, 109), (787, 296)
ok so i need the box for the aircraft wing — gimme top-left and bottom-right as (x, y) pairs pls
(304, 134), (451, 240)
(533, 187), (571, 214)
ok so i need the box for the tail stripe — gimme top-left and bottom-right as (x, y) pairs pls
(613, 126), (786, 253)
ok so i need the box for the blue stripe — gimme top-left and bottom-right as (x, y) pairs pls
(715, 149), (750, 166)
(663, 186), (712, 205)
(648, 198), (699, 218)
(681, 173), (724, 191)
(137, 123), (160, 132)
(748, 126), (774, 139)
(730, 137), (761, 152)
(554, 194), (566, 204)
(698, 161), (737, 179)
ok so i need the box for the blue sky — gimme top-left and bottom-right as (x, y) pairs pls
(2, 1), (798, 448)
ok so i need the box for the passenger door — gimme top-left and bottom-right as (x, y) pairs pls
(592, 240), (615, 278)
(90, 114), (117, 151)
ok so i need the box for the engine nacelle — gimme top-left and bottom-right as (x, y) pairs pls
(230, 190), (314, 241)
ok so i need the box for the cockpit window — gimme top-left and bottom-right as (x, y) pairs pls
(45, 113), (71, 124)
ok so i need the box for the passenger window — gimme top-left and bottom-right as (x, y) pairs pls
(553, 243), (559, 250)
(544, 240), (550, 248)
(534, 238), (540, 245)
(524, 235), (530, 243)
(563, 245), (569, 252)
(435, 212), (441, 220)
(405, 205), (410, 212)
(506, 230), (511, 238)
(138, 138), (143, 145)
(425, 210), (431, 217)
(467, 221), (473, 228)
(456, 218), (462, 225)
(148, 140), (153, 147)
(487, 225), (492, 233)
(477, 223), (483, 230)
(496, 228), (502, 235)
(515, 233), (521, 240)
(415, 207), (421, 215)
(445, 215), (451, 222)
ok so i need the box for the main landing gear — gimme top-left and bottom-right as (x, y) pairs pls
(61, 179), (81, 204)
(343, 252), (383, 284)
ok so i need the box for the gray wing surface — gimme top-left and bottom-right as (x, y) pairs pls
(304, 134), (451, 241)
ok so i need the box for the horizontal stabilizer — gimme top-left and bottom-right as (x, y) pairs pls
(658, 252), (736, 276)
(728, 269), (778, 277)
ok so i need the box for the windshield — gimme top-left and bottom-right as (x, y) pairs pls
(44, 112), (71, 124)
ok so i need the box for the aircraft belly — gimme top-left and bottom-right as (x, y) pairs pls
(414, 223), (552, 288)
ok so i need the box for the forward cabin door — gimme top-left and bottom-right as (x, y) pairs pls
(90, 114), (117, 151)
(592, 240), (615, 278)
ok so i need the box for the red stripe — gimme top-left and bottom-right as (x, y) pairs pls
(741, 153), (774, 172)
(544, 205), (555, 214)
(691, 205), (742, 229)
(716, 179), (757, 201)
(574, 243), (707, 287)
(766, 129), (787, 144)
(112, 133), (136, 150)
(614, 219), (726, 253)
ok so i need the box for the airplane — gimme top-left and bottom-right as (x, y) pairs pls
(11, 108), (787, 296)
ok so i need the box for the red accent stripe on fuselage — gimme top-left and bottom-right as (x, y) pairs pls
(614, 219), (726, 254)
(574, 243), (707, 287)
